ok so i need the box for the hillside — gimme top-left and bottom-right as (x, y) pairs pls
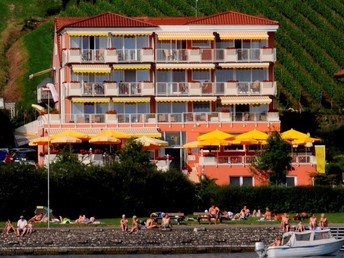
(0, 0), (343, 117)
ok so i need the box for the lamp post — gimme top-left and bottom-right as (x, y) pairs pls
(42, 86), (51, 229)
(195, 0), (199, 17)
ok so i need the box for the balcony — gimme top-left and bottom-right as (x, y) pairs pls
(224, 81), (277, 96)
(52, 111), (279, 125)
(62, 47), (276, 64)
(155, 48), (276, 63)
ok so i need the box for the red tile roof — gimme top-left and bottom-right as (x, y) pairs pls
(187, 11), (279, 25)
(55, 11), (278, 32)
(136, 17), (197, 25)
(55, 12), (158, 32)
(335, 69), (344, 77)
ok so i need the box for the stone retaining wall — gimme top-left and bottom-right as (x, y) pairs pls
(0, 225), (281, 255)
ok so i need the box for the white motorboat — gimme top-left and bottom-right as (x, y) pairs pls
(255, 229), (344, 257)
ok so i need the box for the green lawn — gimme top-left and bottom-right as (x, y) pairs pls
(2, 213), (342, 228)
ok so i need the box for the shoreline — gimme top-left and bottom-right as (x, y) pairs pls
(0, 225), (281, 256)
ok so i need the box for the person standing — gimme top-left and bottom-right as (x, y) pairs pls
(16, 216), (27, 237)
(309, 213), (318, 230)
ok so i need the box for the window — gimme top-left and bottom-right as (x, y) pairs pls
(192, 70), (210, 82)
(157, 102), (186, 114)
(286, 176), (296, 186)
(192, 40), (211, 48)
(229, 176), (253, 186)
(192, 102), (211, 113)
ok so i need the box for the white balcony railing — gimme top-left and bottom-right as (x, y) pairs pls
(45, 111), (278, 125)
(62, 47), (276, 65)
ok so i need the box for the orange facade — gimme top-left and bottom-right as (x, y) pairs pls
(28, 11), (317, 186)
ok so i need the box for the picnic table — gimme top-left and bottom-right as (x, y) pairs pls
(193, 211), (232, 224)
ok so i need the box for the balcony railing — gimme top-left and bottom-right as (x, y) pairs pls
(62, 47), (276, 65)
(199, 153), (315, 166)
(62, 48), (154, 65)
(39, 111), (279, 125)
(64, 81), (276, 97)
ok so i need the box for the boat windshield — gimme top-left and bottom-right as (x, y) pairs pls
(282, 235), (292, 245)
(314, 231), (331, 240)
(295, 233), (311, 241)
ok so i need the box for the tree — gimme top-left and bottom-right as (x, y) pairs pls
(250, 131), (293, 185)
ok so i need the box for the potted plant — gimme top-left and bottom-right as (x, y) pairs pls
(105, 110), (118, 123)
(219, 108), (231, 121)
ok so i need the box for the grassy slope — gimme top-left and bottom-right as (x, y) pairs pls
(1, 0), (343, 112)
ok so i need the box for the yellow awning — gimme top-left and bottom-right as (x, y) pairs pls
(156, 63), (215, 70)
(68, 32), (108, 37)
(71, 97), (110, 103)
(220, 96), (272, 105)
(48, 128), (161, 138)
(112, 97), (150, 103)
(218, 31), (268, 40)
(113, 64), (151, 70)
(72, 65), (111, 73)
(219, 63), (270, 69)
(111, 31), (153, 36)
(155, 97), (216, 102)
(156, 31), (215, 41)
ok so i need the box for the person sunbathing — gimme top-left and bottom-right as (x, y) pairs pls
(145, 216), (160, 229)
(28, 213), (43, 223)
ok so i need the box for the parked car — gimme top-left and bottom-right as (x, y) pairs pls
(11, 148), (37, 165)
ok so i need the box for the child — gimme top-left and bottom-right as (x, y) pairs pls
(129, 215), (139, 234)
(26, 221), (33, 235)
(297, 221), (305, 232)
(120, 214), (128, 232)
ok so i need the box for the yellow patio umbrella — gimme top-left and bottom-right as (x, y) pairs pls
(280, 128), (309, 141)
(134, 136), (168, 150)
(231, 138), (259, 145)
(97, 129), (131, 139)
(197, 129), (234, 141)
(182, 141), (204, 149)
(236, 129), (269, 141)
(289, 137), (321, 146)
(89, 135), (121, 152)
(89, 135), (121, 145)
(51, 136), (82, 144)
(233, 129), (269, 145)
(199, 138), (230, 146)
(29, 136), (50, 146)
(51, 130), (90, 141)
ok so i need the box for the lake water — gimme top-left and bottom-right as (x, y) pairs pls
(1, 253), (343, 258)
